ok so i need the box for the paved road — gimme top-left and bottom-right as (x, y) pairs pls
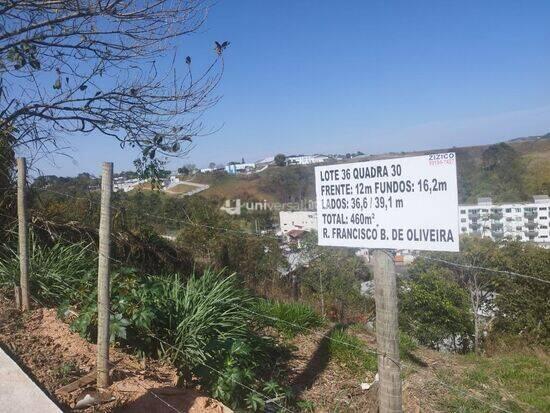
(0, 346), (62, 413)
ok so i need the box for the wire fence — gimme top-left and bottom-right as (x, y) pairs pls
(0, 210), (292, 412)
(4, 184), (549, 286)
(0, 181), (547, 412)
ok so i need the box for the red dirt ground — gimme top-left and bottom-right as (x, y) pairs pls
(0, 292), (231, 412)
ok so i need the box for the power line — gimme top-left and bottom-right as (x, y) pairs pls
(5, 292), (187, 413)
(3, 186), (544, 411)
(417, 255), (550, 285)
(234, 302), (386, 359)
(30, 186), (550, 285)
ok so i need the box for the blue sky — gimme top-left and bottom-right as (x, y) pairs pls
(37, 0), (550, 176)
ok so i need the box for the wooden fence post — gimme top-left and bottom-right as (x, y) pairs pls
(291, 274), (299, 301)
(97, 162), (113, 388)
(372, 249), (402, 413)
(17, 157), (30, 311)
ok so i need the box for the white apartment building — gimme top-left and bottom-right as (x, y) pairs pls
(225, 163), (256, 174)
(286, 155), (330, 165)
(113, 177), (143, 192)
(279, 211), (318, 235)
(458, 195), (550, 245)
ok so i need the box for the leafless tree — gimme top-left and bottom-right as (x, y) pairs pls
(0, 0), (228, 172)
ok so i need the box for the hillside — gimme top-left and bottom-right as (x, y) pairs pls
(197, 134), (550, 205)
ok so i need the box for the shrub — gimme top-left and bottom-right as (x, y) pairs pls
(0, 239), (290, 411)
(400, 269), (473, 351)
(399, 332), (418, 359)
(254, 299), (322, 338)
(148, 271), (253, 367)
(493, 242), (550, 345)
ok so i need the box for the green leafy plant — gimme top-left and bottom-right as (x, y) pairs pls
(254, 299), (322, 338)
(0, 236), (96, 303)
(0, 238), (291, 411)
(53, 361), (80, 385)
(400, 268), (474, 351)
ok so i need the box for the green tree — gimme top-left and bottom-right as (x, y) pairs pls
(260, 166), (315, 202)
(274, 154), (286, 167)
(430, 237), (502, 353)
(400, 268), (474, 351)
(493, 242), (550, 345)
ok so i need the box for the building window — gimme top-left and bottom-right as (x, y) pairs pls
(516, 226), (522, 230)
(482, 209), (488, 212)
(540, 207), (548, 210)
(460, 210), (466, 214)
(505, 208), (512, 213)
(461, 218), (466, 222)
(461, 227), (467, 232)
(515, 208), (522, 212)
(541, 216), (548, 220)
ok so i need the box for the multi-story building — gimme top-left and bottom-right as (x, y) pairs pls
(286, 155), (330, 165)
(225, 162), (256, 174)
(458, 195), (550, 245)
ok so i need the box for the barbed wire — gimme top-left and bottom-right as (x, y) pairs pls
(234, 302), (385, 358)
(0, 227), (525, 413)
(403, 362), (514, 413)
(0, 290), (187, 413)
(11, 185), (550, 286)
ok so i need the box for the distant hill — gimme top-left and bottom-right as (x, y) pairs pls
(198, 133), (550, 205)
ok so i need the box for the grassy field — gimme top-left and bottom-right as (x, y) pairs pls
(437, 349), (550, 412)
(199, 172), (278, 201)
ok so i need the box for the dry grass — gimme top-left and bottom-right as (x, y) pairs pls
(200, 174), (276, 202)
(165, 183), (197, 195)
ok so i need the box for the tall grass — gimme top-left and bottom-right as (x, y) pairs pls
(0, 238), (287, 410)
(148, 271), (254, 367)
(0, 237), (96, 305)
(254, 299), (323, 338)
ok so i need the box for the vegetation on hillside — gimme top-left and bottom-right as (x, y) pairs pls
(197, 136), (550, 205)
(401, 237), (550, 351)
(1, 136), (548, 411)
(0, 236), (292, 411)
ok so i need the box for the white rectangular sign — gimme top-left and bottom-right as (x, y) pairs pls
(315, 153), (459, 251)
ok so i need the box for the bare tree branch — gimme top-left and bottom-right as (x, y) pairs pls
(0, 0), (227, 173)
